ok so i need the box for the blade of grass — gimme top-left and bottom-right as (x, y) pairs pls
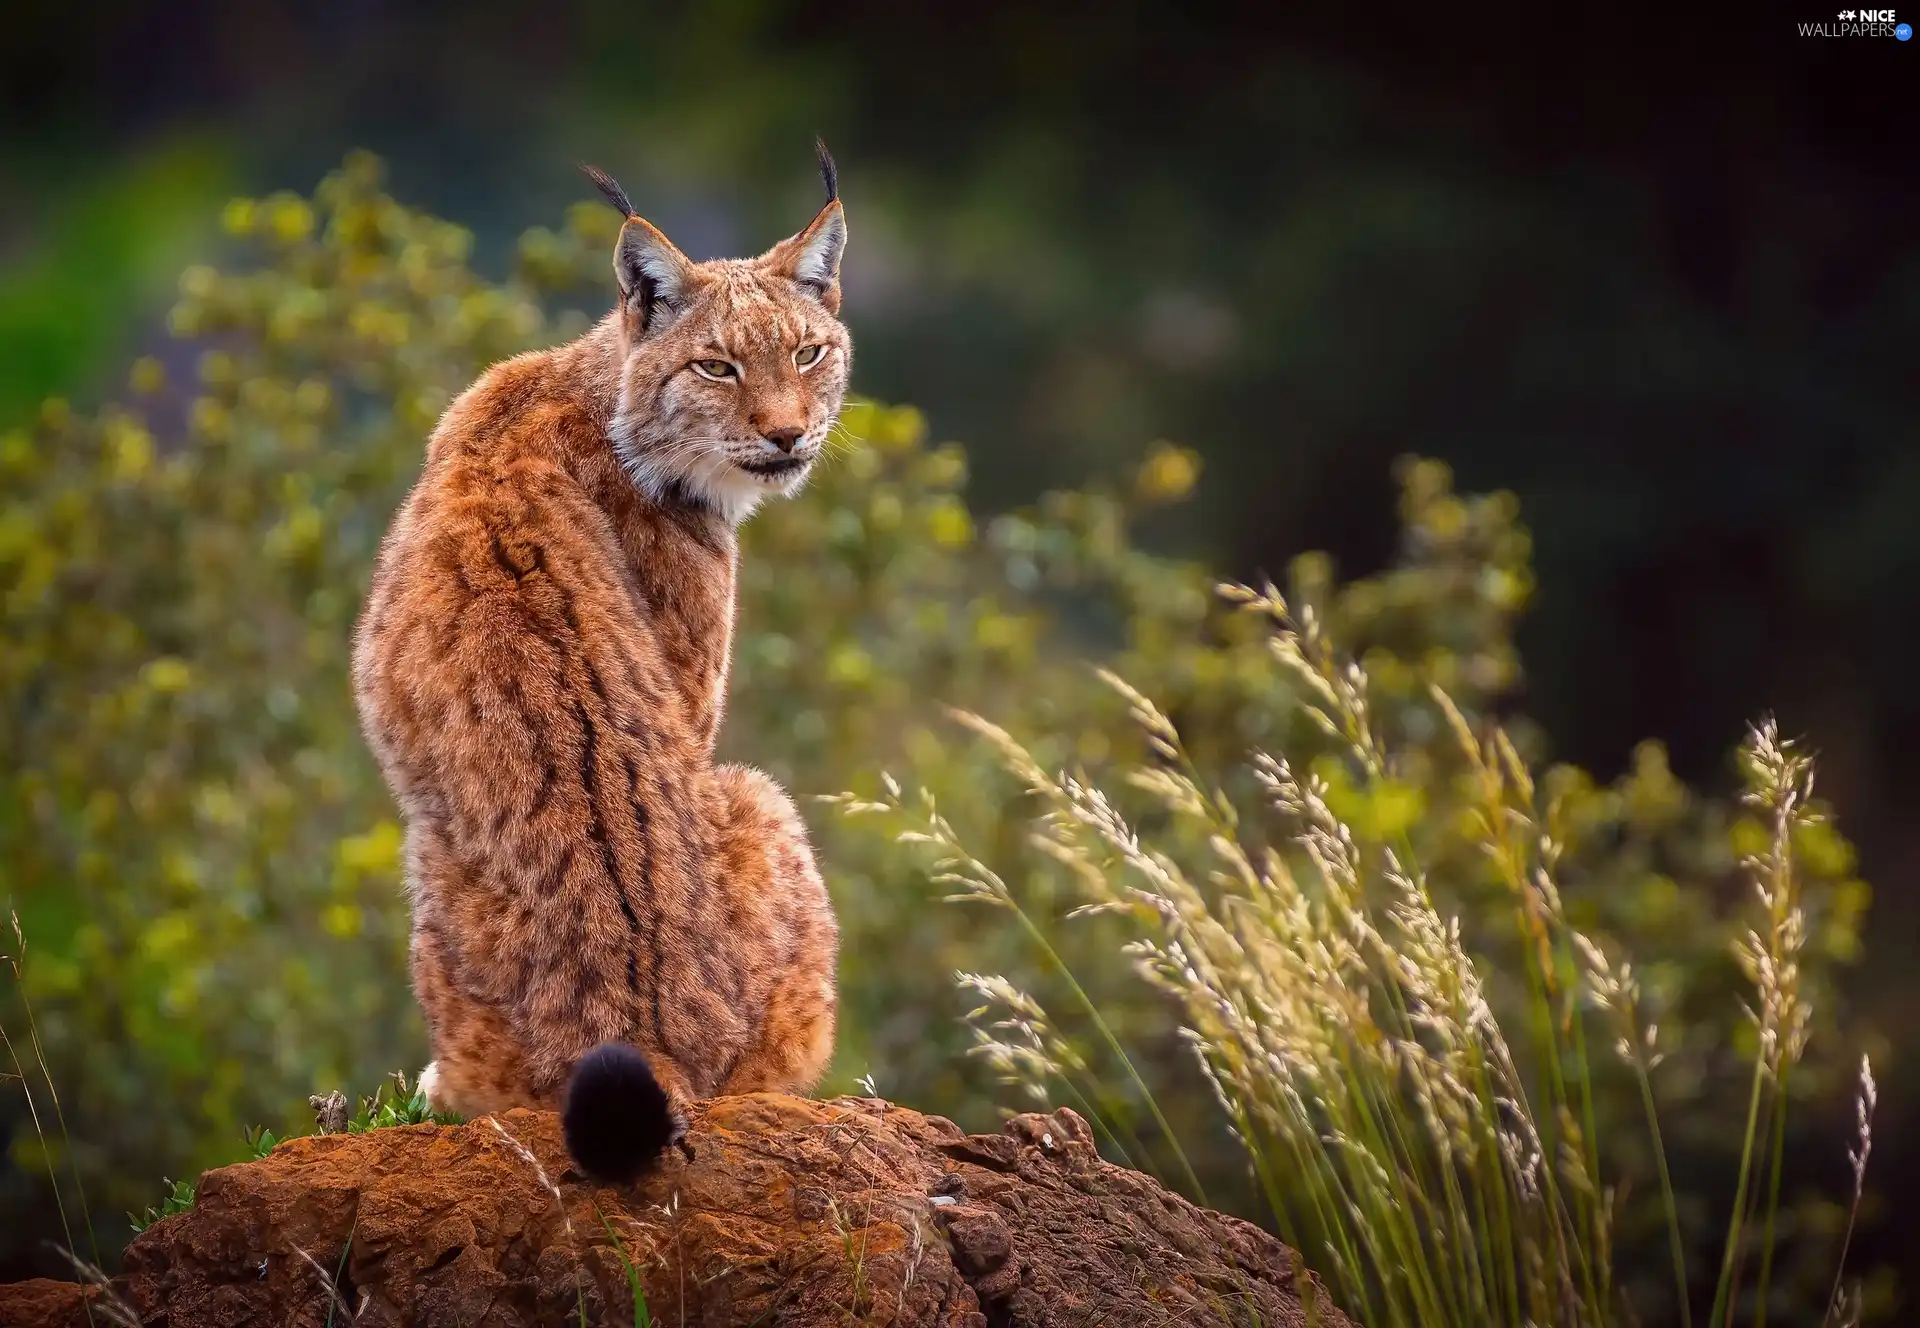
(0, 1009), (92, 1326)
(1709, 1056), (1769, 1327)
(1752, 1062), (1793, 1328)
(595, 1201), (653, 1328)
(1633, 1053), (1692, 1328)
(5, 917), (104, 1279)
(325, 1203), (360, 1328)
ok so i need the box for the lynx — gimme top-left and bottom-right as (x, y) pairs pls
(350, 146), (847, 1182)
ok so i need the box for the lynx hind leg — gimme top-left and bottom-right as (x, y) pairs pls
(411, 923), (545, 1118)
(711, 763), (839, 1097)
(725, 957), (837, 1097)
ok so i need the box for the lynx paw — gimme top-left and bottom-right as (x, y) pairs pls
(417, 1061), (444, 1110)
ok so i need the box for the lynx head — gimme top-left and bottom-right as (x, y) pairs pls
(584, 145), (850, 524)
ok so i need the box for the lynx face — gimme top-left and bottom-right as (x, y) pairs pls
(605, 189), (851, 524)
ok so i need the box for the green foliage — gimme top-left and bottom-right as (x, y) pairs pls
(0, 155), (1882, 1321)
(0, 137), (232, 425)
(127, 1176), (195, 1236)
(1, 152), (523, 1259)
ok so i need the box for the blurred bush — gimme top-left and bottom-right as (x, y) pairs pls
(0, 156), (1878, 1319)
(0, 138), (232, 426)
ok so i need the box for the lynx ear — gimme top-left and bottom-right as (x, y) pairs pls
(763, 141), (847, 312)
(580, 163), (696, 337)
(613, 216), (696, 336)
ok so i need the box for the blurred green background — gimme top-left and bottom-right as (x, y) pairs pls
(2, 1), (1915, 1318)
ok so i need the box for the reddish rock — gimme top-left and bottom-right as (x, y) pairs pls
(0, 1281), (95, 1328)
(0, 1094), (1350, 1326)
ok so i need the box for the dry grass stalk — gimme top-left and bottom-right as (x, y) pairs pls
(836, 578), (1875, 1328)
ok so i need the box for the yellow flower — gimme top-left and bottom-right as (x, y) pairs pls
(926, 497), (974, 549)
(1136, 442), (1200, 503)
(322, 903), (365, 939)
(141, 657), (192, 694)
(221, 197), (257, 237)
(129, 356), (166, 395)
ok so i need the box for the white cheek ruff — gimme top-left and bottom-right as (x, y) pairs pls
(704, 468), (776, 523)
(674, 449), (816, 525)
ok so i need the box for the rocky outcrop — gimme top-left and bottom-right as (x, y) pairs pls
(0, 1094), (1349, 1327)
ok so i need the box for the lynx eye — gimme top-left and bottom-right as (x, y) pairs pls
(691, 359), (737, 381)
(794, 344), (825, 368)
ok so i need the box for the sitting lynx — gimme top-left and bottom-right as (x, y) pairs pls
(351, 147), (847, 1182)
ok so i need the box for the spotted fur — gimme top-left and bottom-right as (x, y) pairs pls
(351, 156), (847, 1165)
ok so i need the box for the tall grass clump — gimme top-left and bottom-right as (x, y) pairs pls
(839, 577), (1876, 1327)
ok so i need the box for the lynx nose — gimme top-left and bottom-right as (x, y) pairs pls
(761, 427), (803, 455)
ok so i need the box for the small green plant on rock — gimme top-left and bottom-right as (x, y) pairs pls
(345, 1071), (460, 1134)
(127, 1176), (196, 1236)
(126, 1071), (461, 1233)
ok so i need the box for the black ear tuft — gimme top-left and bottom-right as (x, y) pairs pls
(814, 138), (839, 204)
(579, 163), (637, 219)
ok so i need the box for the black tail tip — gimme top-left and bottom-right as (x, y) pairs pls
(561, 1042), (674, 1185)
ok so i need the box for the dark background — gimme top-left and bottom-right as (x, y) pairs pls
(4, 0), (1916, 1280)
